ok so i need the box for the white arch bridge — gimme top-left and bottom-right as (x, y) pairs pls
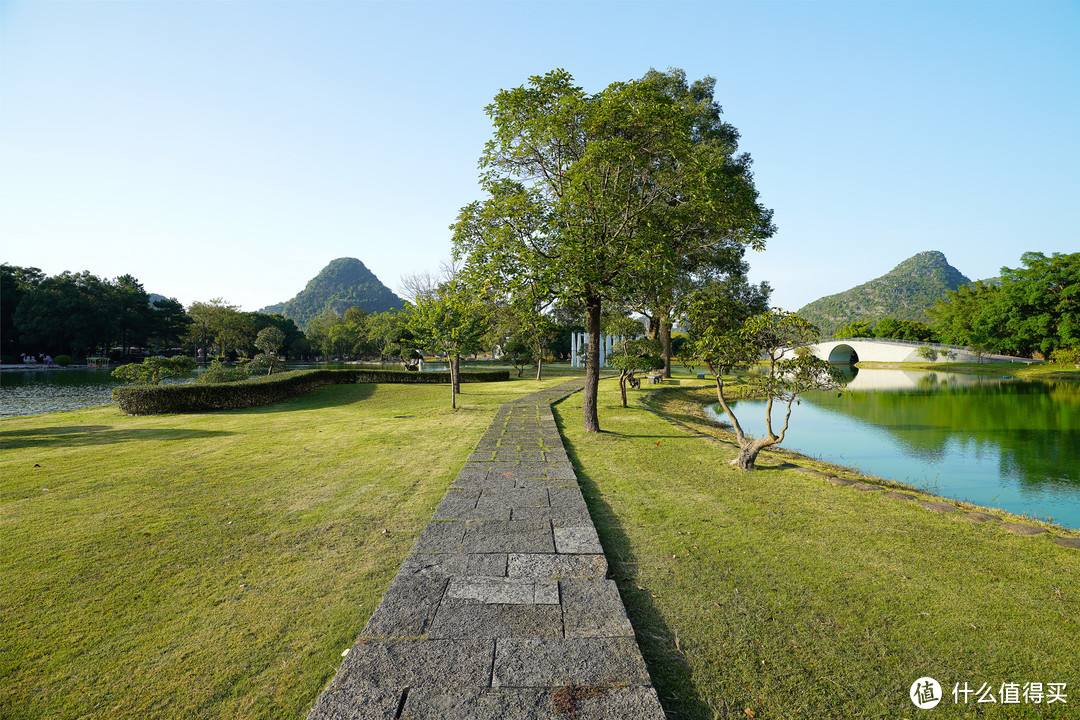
(786, 338), (1035, 365)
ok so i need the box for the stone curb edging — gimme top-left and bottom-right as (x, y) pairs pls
(306, 380), (667, 720)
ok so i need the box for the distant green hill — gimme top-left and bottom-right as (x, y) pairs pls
(796, 251), (972, 336)
(260, 258), (404, 329)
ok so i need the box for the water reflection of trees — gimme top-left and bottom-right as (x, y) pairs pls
(805, 380), (1080, 488)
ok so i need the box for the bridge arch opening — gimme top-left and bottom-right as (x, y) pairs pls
(828, 344), (859, 365)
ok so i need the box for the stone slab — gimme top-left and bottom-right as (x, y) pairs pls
(552, 521), (603, 554)
(330, 638), (494, 689)
(560, 579), (634, 638)
(507, 554), (608, 580)
(963, 512), (1002, 523)
(306, 687), (403, 720)
(362, 571), (448, 637)
(492, 637), (652, 688)
(400, 687), (665, 720)
(883, 491), (918, 501)
(918, 501), (958, 514)
(475, 488), (549, 511)
(1052, 536), (1080, 549)
(446, 577), (559, 605)
(511, 505), (591, 523)
(400, 553), (508, 578)
(412, 521), (466, 553)
(826, 477), (858, 487)
(433, 489), (480, 520)
(852, 482), (884, 492)
(427, 600), (563, 639)
(462, 520), (555, 554)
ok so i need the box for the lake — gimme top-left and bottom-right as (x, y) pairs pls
(706, 368), (1080, 529)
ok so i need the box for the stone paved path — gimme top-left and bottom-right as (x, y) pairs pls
(306, 380), (666, 719)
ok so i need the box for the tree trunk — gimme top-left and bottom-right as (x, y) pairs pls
(619, 371), (628, 408)
(535, 355), (543, 381)
(452, 354), (461, 394)
(583, 297), (602, 433)
(660, 315), (673, 378)
(450, 354), (457, 410)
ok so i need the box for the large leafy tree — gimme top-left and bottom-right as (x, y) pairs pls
(13, 271), (116, 358)
(453, 68), (773, 432)
(998, 251), (1079, 356)
(1, 265), (44, 356)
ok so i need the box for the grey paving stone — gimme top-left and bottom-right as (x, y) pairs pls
(560, 579), (634, 638)
(511, 505), (591, 522)
(412, 521), (465, 553)
(476, 488), (549, 511)
(493, 451), (546, 463)
(506, 553), (608, 579)
(548, 486), (589, 511)
(433, 489), (480, 520)
(400, 553), (507, 578)
(462, 520), (556, 554)
(446, 577), (558, 605)
(492, 637), (652, 688)
(362, 570), (448, 637)
(400, 687), (665, 720)
(852, 482), (884, 492)
(544, 463), (577, 480)
(918, 501), (959, 514)
(963, 512), (1002, 523)
(305, 686), (403, 720)
(552, 521), (603, 554)
(1053, 536), (1080, 549)
(332, 638), (495, 689)
(883, 491), (918, 501)
(427, 599), (563, 639)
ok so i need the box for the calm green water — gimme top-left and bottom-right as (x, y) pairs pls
(1, 368), (125, 418)
(708, 369), (1080, 529)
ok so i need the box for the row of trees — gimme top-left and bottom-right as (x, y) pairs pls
(1, 265), (307, 363)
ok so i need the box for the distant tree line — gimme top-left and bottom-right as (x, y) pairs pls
(1, 265), (306, 363)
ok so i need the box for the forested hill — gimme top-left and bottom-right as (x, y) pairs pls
(796, 251), (972, 336)
(260, 258), (404, 329)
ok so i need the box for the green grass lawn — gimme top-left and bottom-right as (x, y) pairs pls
(858, 360), (1080, 381)
(0, 378), (568, 719)
(554, 380), (1080, 719)
(4, 375), (1077, 719)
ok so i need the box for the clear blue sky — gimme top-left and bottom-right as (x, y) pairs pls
(2, 0), (1077, 314)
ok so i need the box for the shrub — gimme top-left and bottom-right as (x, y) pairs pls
(55, 355), (72, 367)
(113, 368), (510, 415)
(1049, 347), (1080, 366)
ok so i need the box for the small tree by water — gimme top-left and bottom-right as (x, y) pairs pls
(685, 308), (845, 470)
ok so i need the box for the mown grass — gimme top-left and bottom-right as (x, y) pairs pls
(0, 378), (568, 719)
(554, 380), (1080, 719)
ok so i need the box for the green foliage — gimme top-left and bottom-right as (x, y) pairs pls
(112, 355), (197, 385)
(916, 345), (939, 362)
(197, 358), (256, 384)
(254, 326), (285, 374)
(54, 354), (72, 367)
(932, 251), (1079, 358)
(1049, 347), (1080, 366)
(113, 368), (510, 415)
(798, 251), (971, 336)
(258, 257), (403, 329)
(875, 317), (936, 341)
(835, 320), (875, 338)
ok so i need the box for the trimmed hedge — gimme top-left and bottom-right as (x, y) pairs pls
(112, 368), (510, 415)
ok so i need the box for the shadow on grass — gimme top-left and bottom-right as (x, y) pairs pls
(229, 381), (378, 414)
(0, 425), (236, 450)
(553, 410), (714, 720)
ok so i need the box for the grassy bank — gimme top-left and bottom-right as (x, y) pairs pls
(554, 380), (1080, 719)
(0, 378), (567, 719)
